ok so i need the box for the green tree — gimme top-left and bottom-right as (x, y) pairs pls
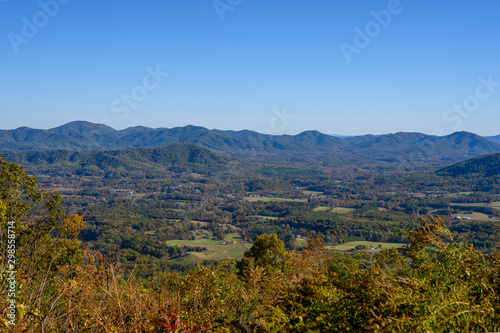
(237, 233), (286, 275)
(0, 156), (86, 330)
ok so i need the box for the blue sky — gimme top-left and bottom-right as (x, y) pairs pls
(1, 0), (499, 135)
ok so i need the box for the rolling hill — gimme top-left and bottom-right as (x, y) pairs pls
(437, 152), (500, 177)
(2, 143), (232, 177)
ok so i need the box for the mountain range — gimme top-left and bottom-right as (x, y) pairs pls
(1, 121), (500, 167)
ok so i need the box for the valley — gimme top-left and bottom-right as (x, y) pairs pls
(2, 123), (500, 278)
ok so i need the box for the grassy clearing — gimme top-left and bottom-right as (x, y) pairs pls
(303, 190), (324, 195)
(244, 196), (307, 203)
(224, 233), (245, 242)
(166, 233), (252, 261)
(130, 192), (147, 198)
(331, 241), (406, 252)
(454, 212), (497, 221)
(445, 192), (473, 197)
(491, 201), (500, 208)
(313, 206), (355, 213)
(331, 207), (355, 213)
(255, 215), (279, 220)
(190, 241), (251, 261)
(313, 206), (331, 212)
(171, 254), (198, 264)
(189, 220), (209, 226)
(194, 230), (212, 239)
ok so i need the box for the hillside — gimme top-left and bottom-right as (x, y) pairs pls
(343, 132), (429, 152)
(2, 143), (231, 177)
(0, 121), (119, 150)
(437, 152), (500, 177)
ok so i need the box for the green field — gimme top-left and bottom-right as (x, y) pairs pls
(244, 196), (307, 203)
(454, 212), (497, 222)
(254, 215), (278, 220)
(313, 206), (331, 212)
(166, 233), (252, 261)
(173, 254), (199, 263)
(313, 206), (355, 213)
(331, 241), (406, 252)
(331, 207), (355, 213)
(445, 192), (473, 197)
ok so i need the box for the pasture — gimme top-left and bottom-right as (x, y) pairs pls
(332, 241), (406, 252)
(166, 232), (252, 261)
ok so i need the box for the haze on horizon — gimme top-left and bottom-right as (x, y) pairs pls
(1, 0), (499, 136)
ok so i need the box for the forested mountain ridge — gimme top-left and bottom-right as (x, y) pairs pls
(2, 121), (500, 166)
(437, 152), (500, 177)
(2, 143), (232, 176)
(0, 122), (347, 152)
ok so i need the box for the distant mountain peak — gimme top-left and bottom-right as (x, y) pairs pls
(51, 121), (117, 133)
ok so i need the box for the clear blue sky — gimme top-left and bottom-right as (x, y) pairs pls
(1, 0), (499, 135)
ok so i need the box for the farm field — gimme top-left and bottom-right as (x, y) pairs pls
(244, 196), (307, 203)
(254, 215), (278, 220)
(313, 206), (331, 212)
(331, 241), (406, 252)
(454, 212), (497, 222)
(166, 233), (253, 261)
(313, 206), (355, 213)
(331, 207), (355, 213)
(189, 220), (209, 226)
(445, 192), (473, 197)
(172, 254), (198, 264)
